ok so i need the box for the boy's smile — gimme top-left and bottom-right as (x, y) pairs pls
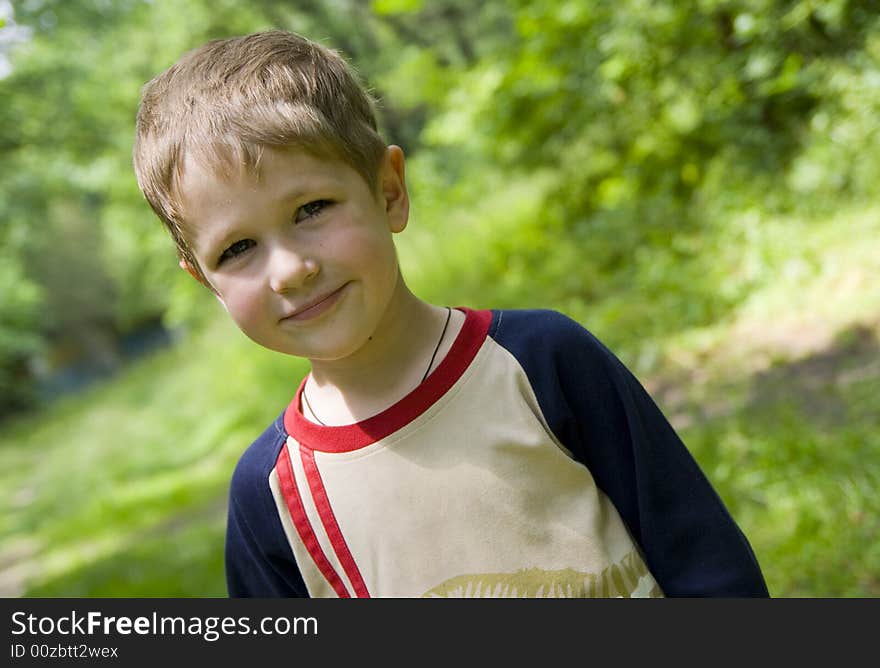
(177, 145), (410, 364)
(279, 281), (351, 323)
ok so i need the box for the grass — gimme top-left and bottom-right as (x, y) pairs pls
(0, 313), (308, 597)
(0, 196), (877, 597)
(646, 206), (880, 596)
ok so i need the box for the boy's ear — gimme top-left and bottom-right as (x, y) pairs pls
(180, 258), (224, 303)
(179, 258), (203, 282)
(380, 145), (409, 233)
(179, 258), (215, 289)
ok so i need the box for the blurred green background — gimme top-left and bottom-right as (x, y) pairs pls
(1, 0), (878, 597)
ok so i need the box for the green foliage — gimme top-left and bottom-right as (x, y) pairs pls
(0, 247), (43, 416)
(0, 0), (878, 597)
(402, 0), (880, 347)
(372, 0), (425, 13)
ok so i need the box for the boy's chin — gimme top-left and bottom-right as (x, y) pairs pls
(244, 332), (367, 364)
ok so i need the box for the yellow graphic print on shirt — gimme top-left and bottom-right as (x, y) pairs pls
(422, 550), (662, 598)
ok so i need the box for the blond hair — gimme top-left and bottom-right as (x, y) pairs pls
(132, 30), (387, 277)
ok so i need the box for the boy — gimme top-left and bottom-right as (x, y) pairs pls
(133, 30), (768, 598)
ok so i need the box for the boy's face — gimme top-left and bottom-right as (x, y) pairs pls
(177, 146), (409, 362)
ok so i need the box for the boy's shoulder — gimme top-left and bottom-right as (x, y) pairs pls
(489, 307), (619, 374)
(488, 307), (637, 426)
(491, 307), (598, 340)
(228, 413), (287, 506)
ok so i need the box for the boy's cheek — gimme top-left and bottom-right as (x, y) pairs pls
(222, 293), (267, 332)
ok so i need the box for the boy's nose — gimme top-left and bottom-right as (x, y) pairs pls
(267, 245), (319, 293)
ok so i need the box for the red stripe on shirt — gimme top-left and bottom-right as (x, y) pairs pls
(300, 446), (371, 598)
(274, 443), (351, 598)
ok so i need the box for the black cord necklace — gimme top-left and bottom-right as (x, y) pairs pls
(302, 307), (452, 426)
(420, 306), (452, 384)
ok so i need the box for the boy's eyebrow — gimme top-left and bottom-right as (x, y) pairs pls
(183, 221), (238, 264)
(279, 182), (315, 203)
(190, 178), (337, 258)
(184, 210), (250, 259)
(198, 226), (240, 256)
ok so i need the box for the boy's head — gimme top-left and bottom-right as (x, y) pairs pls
(133, 30), (388, 283)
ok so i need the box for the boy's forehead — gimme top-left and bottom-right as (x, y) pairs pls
(178, 144), (349, 195)
(174, 151), (255, 230)
(178, 147), (260, 192)
(175, 145), (365, 237)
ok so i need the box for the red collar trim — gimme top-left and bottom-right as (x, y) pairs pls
(284, 307), (492, 453)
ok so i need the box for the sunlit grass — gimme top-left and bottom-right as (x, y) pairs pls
(653, 206), (880, 596)
(0, 315), (308, 597)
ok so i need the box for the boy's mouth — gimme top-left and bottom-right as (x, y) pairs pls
(280, 283), (350, 323)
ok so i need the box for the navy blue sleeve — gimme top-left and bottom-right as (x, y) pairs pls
(225, 415), (309, 597)
(491, 309), (769, 597)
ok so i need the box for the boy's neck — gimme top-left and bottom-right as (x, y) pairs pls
(304, 278), (464, 425)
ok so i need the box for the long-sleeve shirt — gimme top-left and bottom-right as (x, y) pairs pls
(225, 308), (769, 597)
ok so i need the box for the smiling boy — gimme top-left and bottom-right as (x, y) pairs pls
(133, 30), (768, 598)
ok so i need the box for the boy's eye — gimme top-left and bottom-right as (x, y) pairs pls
(295, 199), (331, 223)
(217, 239), (255, 265)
